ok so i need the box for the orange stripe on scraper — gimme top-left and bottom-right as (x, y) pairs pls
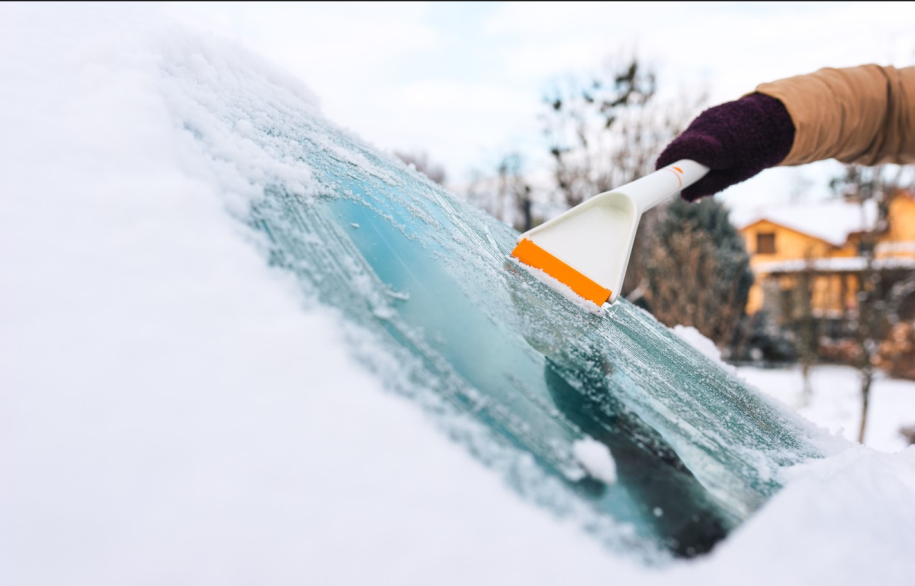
(511, 238), (612, 306)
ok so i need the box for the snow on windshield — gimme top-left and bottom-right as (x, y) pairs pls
(3, 5), (911, 585)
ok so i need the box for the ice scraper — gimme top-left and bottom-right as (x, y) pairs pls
(511, 160), (708, 306)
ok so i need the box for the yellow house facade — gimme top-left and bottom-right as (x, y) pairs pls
(736, 192), (915, 321)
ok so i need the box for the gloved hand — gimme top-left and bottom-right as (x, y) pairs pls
(656, 93), (795, 201)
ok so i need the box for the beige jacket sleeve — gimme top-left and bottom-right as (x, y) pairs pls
(755, 64), (915, 166)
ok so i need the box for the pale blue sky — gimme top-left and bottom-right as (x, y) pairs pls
(167, 2), (915, 210)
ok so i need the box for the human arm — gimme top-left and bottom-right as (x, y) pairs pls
(657, 64), (915, 201)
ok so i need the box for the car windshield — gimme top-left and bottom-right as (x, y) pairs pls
(242, 108), (829, 560)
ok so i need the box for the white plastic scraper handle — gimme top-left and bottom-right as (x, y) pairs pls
(511, 159), (708, 306)
(621, 159), (709, 214)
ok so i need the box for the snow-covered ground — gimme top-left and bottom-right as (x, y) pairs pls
(1, 5), (913, 586)
(738, 365), (915, 454)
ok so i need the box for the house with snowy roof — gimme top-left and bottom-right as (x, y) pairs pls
(732, 192), (915, 329)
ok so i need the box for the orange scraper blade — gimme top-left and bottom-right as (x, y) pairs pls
(510, 238), (612, 306)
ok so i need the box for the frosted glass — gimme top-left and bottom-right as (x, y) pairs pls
(247, 112), (827, 560)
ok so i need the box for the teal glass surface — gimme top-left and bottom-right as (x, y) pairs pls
(246, 111), (826, 560)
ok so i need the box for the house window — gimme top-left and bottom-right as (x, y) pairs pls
(756, 232), (776, 254)
(857, 239), (875, 255)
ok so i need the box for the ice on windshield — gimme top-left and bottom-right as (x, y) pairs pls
(158, 31), (836, 561)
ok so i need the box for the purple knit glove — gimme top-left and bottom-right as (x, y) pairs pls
(656, 93), (795, 201)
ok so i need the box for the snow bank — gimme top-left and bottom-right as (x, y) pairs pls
(670, 446), (915, 586)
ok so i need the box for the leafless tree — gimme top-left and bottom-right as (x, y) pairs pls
(465, 153), (535, 231)
(782, 249), (820, 405)
(498, 154), (536, 232)
(395, 150), (447, 185)
(830, 164), (915, 443)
